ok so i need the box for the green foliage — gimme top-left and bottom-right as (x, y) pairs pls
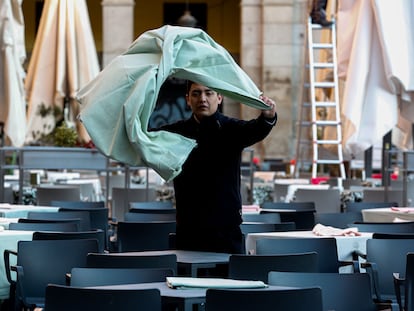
(53, 122), (78, 147)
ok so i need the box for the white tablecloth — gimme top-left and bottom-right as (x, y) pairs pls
(245, 230), (372, 263)
(362, 207), (414, 222)
(0, 204), (59, 218)
(0, 230), (33, 300)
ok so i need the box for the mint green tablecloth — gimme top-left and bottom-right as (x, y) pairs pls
(78, 25), (269, 182)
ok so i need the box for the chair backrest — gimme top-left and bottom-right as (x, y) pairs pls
(50, 200), (105, 208)
(342, 178), (363, 189)
(116, 221), (176, 252)
(372, 232), (414, 239)
(364, 238), (414, 301)
(351, 221), (414, 234)
(261, 201), (316, 211)
(58, 207), (110, 249)
(112, 187), (158, 221)
(228, 253), (319, 282)
(44, 284), (161, 311)
(273, 183), (289, 202)
(70, 267), (174, 286)
(129, 201), (174, 210)
(86, 253), (177, 275)
(403, 253), (414, 311)
(241, 213), (281, 223)
(14, 239), (99, 307)
(240, 222), (281, 235)
(9, 221), (80, 232)
(314, 212), (363, 228)
(27, 210), (92, 231)
(124, 212), (176, 222)
(260, 202), (315, 230)
(205, 287), (323, 311)
(345, 201), (398, 213)
(32, 229), (106, 253)
(36, 185), (81, 206)
(294, 188), (341, 213)
(362, 189), (403, 206)
(268, 271), (377, 311)
(17, 218), (81, 230)
(255, 237), (341, 272)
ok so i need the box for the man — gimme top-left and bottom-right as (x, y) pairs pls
(158, 81), (277, 254)
(310, 0), (333, 26)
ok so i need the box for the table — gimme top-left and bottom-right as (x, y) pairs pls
(92, 281), (291, 311)
(362, 207), (414, 222)
(285, 184), (330, 202)
(0, 204), (59, 218)
(245, 230), (372, 263)
(0, 218), (18, 230)
(118, 250), (231, 277)
(0, 230), (34, 300)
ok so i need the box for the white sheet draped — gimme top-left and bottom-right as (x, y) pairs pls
(338, 0), (414, 157)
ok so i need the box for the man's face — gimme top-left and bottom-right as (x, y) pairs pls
(186, 83), (222, 121)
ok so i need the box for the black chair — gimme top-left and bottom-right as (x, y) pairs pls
(129, 201), (174, 211)
(268, 271), (378, 311)
(4, 239), (99, 310)
(205, 287), (323, 311)
(57, 207), (110, 250)
(8, 221), (80, 232)
(32, 229), (106, 253)
(350, 221), (414, 234)
(314, 212), (363, 228)
(345, 201), (398, 213)
(86, 253), (178, 275)
(44, 284), (161, 311)
(240, 222), (287, 235)
(356, 238), (414, 308)
(228, 252), (319, 282)
(294, 188), (341, 213)
(255, 237), (357, 273)
(260, 202), (316, 230)
(372, 232), (414, 239)
(36, 185), (81, 206)
(394, 252), (414, 311)
(69, 267), (174, 286)
(241, 213), (281, 223)
(50, 200), (105, 208)
(27, 210), (91, 231)
(261, 201), (316, 211)
(124, 211), (176, 222)
(116, 221), (176, 252)
(362, 189), (403, 206)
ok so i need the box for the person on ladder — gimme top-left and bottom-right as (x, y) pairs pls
(310, 0), (333, 26)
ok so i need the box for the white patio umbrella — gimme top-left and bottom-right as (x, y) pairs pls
(25, 0), (100, 144)
(0, 0), (26, 147)
(337, 0), (414, 157)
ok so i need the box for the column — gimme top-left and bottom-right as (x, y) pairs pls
(101, 0), (135, 67)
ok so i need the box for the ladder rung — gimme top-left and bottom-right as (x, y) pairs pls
(313, 63), (334, 68)
(314, 82), (335, 88)
(315, 139), (342, 144)
(312, 43), (333, 49)
(315, 159), (343, 164)
(311, 23), (334, 30)
(314, 101), (337, 107)
(314, 120), (341, 126)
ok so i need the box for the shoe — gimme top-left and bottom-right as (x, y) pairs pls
(310, 9), (333, 27)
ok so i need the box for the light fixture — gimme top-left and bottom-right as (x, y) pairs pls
(177, 0), (197, 27)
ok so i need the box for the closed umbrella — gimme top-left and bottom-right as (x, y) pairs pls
(77, 25), (270, 182)
(25, 0), (99, 144)
(0, 0), (26, 147)
(337, 0), (414, 157)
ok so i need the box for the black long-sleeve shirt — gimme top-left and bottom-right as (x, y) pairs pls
(161, 111), (277, 230)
